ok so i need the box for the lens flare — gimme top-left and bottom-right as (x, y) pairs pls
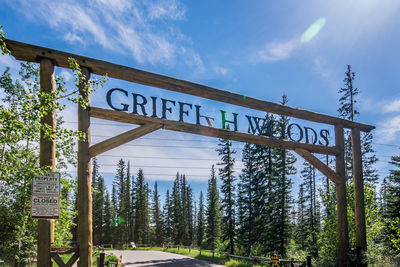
(301, 17), (326, 43)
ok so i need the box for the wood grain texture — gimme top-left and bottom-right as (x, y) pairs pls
(295, 148), (341, 184)
(335, 125), (349, 267)
(351, 128), (367, 266)
(89, 123), (162, 157)
(89, 106), (340, 155)
(77, 67), (92, 267)
(38, 58), (56, 267)
(5, 39), (375, 132)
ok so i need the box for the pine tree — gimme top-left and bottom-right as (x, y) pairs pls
(237, 142), (258, 256)
(384, 155), (400, 252)
(124, 161), (133, 243)
(103, 190), (113, 244)
(197, 191), (205, 248)
(217, 138), (236, 254)
(134, 169), (149, 244)
(205, 165), (221, 251)
(163, 189), (173, 244)
(299, 161), (320, 257)
(152, 181), (163, 245)
(272, 95), (296, 257)
(92, 158), (105, 245)
(171, 173), (182, 244)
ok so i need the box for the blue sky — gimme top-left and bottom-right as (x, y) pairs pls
(1, 0), (400, 201)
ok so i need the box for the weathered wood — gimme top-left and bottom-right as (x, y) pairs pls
(50, 252), (66, 267)
(66, 252), (80, 267)
(351, 128), (367, 266)
(38, 58), (56, 267)
(89, 123), (162, 157)
(51, 247), (78, 255)
(77, 67), (92, 267)
(89, 107), (340, 155)
(335, 125), (349, 267)
(5, 39), (375, 132)
(295, 148), (341, 184)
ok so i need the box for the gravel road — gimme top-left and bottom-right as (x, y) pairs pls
(109, 250), (226, 267)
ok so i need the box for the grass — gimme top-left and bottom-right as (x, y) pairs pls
(53, 252), (118, 267)
(132, 246), (265, 267)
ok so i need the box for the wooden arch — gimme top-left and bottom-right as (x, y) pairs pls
(5, 39), (374, 267)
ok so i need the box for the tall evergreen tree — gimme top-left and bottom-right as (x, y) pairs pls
(92, 158), (105, 245)
(217, 138), (236, 254)
(205, 165), (222, 251)
(237, 142), (258, 256)
(152, 181), (163, 245)
(103, 190), (113, 244)
(163, 189), (173, 244)
(384, 155), (400, 253)
(197, 191), (205, 248)
(171, 173), (182, 244)
(299, 162), (320, 257)
(133, 169), (150, 244)
(272, 95), (296, 257)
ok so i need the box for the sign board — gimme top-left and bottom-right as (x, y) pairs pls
(31, 195), (60, 219)
(32, 172), (60, 195)
(31, 172), (61, 219)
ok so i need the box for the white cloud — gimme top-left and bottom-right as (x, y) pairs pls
(0, 54), (19, 68)
(59, 69), (73, 82)
(376, 114), (400, 143)
(214, 66), (229, 76)
(8, 0), (202, 68)
(63, 32), (84, 45)
(253, 17), (326, 63)
(254, 39), (298, 62)
(383, 98), (400, 113)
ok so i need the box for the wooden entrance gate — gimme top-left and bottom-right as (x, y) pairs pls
(5, 39), (374, 267)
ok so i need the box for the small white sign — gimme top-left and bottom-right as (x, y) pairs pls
(31, 195), (60, 219)
(32, 172), (60, 195)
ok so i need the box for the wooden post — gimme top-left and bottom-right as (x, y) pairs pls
(77, 67), (92, 267)
(38, 58), (56, 267)
(335, 125), (349, 267)
(351, 128), (367, 266)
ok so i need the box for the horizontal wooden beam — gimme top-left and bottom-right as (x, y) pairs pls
(5, 39), (374, 132)
(89, 123), (162, 157)
(90, 107), (340, 155)
(295, 148), (341, 184)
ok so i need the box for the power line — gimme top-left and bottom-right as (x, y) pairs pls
(97, 154), (222, 161)
(97, 163), (243, 170)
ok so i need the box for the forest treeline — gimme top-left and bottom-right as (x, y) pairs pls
(0, 41), (399, 266)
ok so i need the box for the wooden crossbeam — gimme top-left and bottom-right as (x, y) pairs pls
(89, 106), (341, 156)
(5, 39), (375, 132)
(89, 123), (162, 157)
(50, 251), (79, 267)
(295, 148), (341, 184)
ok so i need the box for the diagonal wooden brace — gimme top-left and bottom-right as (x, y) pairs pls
(295, 148), (342, 185)
(89, 123), (162, 157)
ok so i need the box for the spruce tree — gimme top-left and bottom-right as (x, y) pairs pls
(205, 165), (221, 251)
(163, 189), (173, 244)
(92, 158), (105, 245)
(272, 95), (296, 257)
(152, 181), (163, 245)
(171, 173), (183, 244)
(237, 142), (258, 256)
(384, 155), (400, 252)
(299, 162), (320, 257)
(217, 138), (236, 254)
(197, 191), (205, 248)
(134, 169), (149, 244)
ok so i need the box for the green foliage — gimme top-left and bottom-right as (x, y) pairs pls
(0, 25), (10, 55)
(217, 138), (236, 254)
(205, 165), (222, 251)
